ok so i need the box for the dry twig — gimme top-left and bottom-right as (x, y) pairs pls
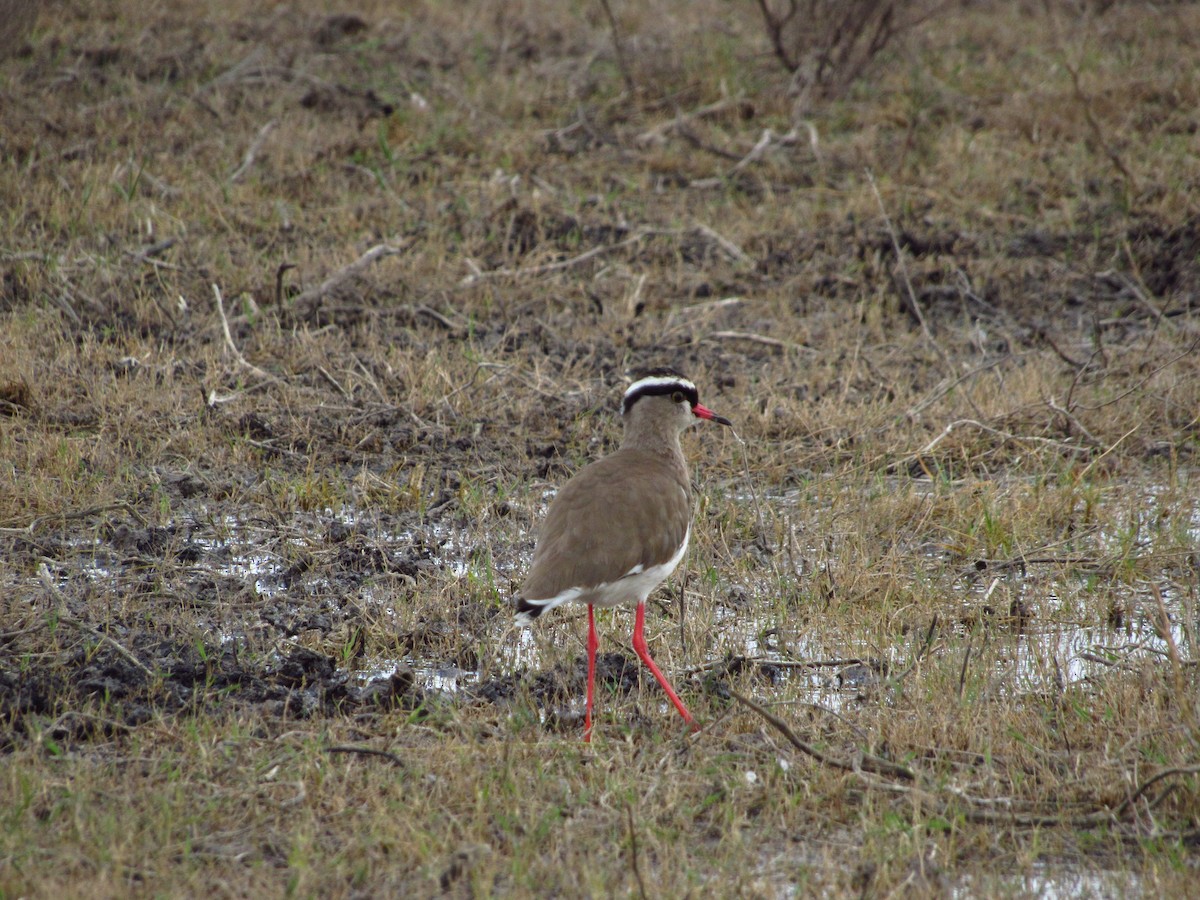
(229, 119), (277, 183)
(213, 284), (280, 384)
(731, 688), (916, 781)
(916, 418), (1089, 458)
(735, 684), (1198, 829)
(636, 98), (742, 146)
(1, 501), (148, 535)
(38, 564), (154, 679)
(689, 129), (800, 188)
(291, 240), (412, 315)
(702, 331), (813, 353)
(888, 615), (938, 685)
(692, 222), (751, 265)
(325, 746), (406, 768)
(755, 0), (934, 99)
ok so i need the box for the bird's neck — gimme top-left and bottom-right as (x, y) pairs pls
(619, 423), (686, 461)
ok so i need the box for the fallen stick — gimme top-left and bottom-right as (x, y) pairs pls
(916, 418), (1087, 457)
(229, 119), (277, 183)
(635, 97), (741, 146)
(730, 687), (916, 781)
(291, 240), (411, 315)
(703, 330), (814, 353)
(38, 564), (154, 679)
(325, 746), (406, 768)
(213, 283), (280, 383)
(732, 685), (1187, 829)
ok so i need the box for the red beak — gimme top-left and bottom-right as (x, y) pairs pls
(693, 403), (733, 427)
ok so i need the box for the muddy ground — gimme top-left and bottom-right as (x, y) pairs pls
(2, 1), (1199, 895)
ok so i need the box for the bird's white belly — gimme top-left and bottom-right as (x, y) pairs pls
(587, 525), (690, 608)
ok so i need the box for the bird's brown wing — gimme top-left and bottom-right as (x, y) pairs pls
(519, 449), (691, 602)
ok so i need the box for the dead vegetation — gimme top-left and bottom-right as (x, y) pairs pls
(755, 0), (932, 101)
(1, 0), (1199, 896)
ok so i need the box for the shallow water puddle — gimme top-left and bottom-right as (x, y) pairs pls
(51, 480), (1189, 705)
(953, 863), (1142, 899)
(309, 534), (1192, 705)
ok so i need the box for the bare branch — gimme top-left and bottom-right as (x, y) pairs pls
(39, 564), (155, 679)
(213, 284), (280, 384)
(290, 240), (411, 315)
(229, 119), (277, 183)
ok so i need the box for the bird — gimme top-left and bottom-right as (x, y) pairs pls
(515, 367), (732, 741)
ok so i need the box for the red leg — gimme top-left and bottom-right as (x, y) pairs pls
(632, 602), (696, 730)
(584, 604), (598, 742)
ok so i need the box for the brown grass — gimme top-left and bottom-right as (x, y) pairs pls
(1, 0), (1199, 896)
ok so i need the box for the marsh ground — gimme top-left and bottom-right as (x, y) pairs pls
(1, 1), (1198, 896)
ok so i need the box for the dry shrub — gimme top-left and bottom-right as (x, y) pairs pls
(755, 0), (941, 101)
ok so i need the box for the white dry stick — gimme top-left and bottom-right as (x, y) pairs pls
(1149, 583), (1185, 683)
(230, 119), (277, 183)
(730, 129), (776, 174)
(291, 240), (411, 313)
(801, 120), (821, 165)
(705, 330), (815, 353)
(693, 222), (751, 266)
(1045, 395), (1101, 447)
(690, 128), (799, 189)
(635, 97), (741, 147)
(918, 419), (1087, 457)
(212, 283), (280, 383)
(1075, 424), (1140, 481)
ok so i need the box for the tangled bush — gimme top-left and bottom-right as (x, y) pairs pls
(754, 0), (937, 100)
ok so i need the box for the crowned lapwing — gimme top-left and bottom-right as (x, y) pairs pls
(515, 368), (731, 740)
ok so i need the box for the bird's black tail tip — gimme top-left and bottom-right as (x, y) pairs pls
(514, 597), (544, 623)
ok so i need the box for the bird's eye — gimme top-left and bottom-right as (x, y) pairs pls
(672, 390), (685, 403)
